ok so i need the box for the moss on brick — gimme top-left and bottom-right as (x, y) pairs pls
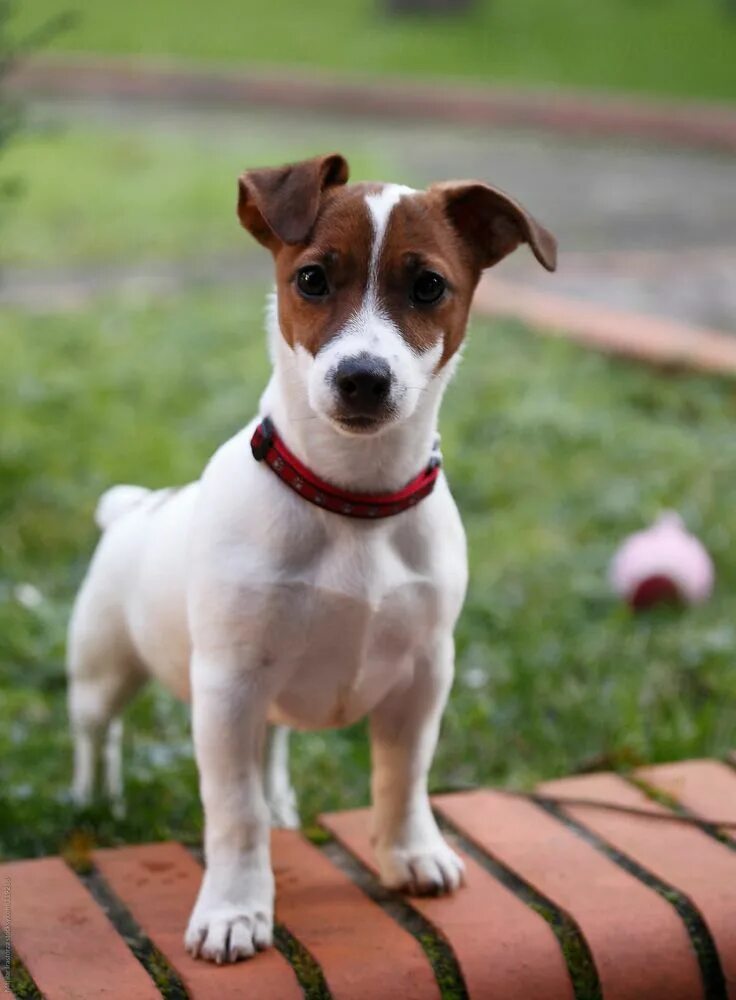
(527, 902), (601, 1000)
(6, 952), (43, 1000)
(540, 800), (727, 999)
(303, 826), (333, 846)
(274, 924), (331, 999)
(418, 932), (468, 1000)
(60, 829), (97, 874)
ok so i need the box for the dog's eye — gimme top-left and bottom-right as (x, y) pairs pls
(411, 270), (446, 305)
(296, 265), (329, 299)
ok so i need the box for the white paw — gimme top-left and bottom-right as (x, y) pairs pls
(376, 837), (466, 896)
(185, 903), (273, 963)
(268, 788), (301, 830)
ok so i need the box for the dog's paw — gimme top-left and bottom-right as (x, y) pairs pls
(185, 903), (273, 963)
(376, 837), (466, 896)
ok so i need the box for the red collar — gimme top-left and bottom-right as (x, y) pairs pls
(250, 417), (441, 519)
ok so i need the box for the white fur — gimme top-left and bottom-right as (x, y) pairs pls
(67, 183), (468, 964)
(365, 184), (416, 282)
(306, 185), (442, 440)
(95, 484), (150, 530)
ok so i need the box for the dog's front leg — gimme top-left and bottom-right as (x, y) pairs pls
(185, 651), (275, 963)
(370, 635), (465, 896)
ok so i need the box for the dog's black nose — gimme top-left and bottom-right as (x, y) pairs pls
(335, 356), (392, 414)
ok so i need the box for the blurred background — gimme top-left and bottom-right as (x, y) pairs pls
(1, 1), (735, 860)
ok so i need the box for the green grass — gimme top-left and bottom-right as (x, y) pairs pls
(0, 123), (248, 266)
(0, 118), (389, 266)
(16, 0), (736, 102)
(3, 282), (736, 860)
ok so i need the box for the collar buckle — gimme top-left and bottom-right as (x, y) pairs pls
(427, 433), (442, 472)
(251, 416), (274, 462)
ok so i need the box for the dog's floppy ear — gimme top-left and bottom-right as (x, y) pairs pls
(237, 153), (349, 251)
(434, 181), (557, 272)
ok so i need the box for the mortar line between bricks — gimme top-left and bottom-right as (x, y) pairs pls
(71, 863), (188, 1000)
(318, 836), (469, 1000)
(536, 800), (727, 1000)
(0, 930), (44, 1000)
(271, 924), (331, 1000)
(626, 776), (736, 853)
(433, 812), (597, 1000)
(500, 788), (736, 830)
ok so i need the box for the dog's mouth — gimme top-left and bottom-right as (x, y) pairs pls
(335, 414), (384, 434)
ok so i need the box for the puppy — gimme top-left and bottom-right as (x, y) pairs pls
(67, 153), (556, 963)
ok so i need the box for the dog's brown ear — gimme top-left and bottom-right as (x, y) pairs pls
(434, 181), (557, 272)
(238, 153), (349, 251)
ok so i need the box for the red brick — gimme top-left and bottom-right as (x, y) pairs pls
(10, 58), (736, 154)
(474, 276), (736, 375)
(0, 856), (160, 1000)
(636, 759), (736, 841)
(321, 806), (574, 1000)
(541, 772), (736, 994)
(272, 829), (439, 1000)
(435, 789), (702, 1000)
(94, 841), (301, 1000)
(96, 835), (438, 999)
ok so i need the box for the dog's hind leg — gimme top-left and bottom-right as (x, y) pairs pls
(70, 705), (102, 809)
(264, 725), (300, 829)
(103, 717), (125, 816)
(68, 662), (145, 812)
(67, 599), (146, 812)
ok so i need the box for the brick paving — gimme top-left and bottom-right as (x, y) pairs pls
(3, 758), (736, 998)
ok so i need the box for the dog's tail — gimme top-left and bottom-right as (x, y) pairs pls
(95, 485), (151, 530)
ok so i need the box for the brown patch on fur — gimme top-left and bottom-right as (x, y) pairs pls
(374, 182), (556, 367)
(266, 182), (481, 367)
(434, 180), (557, 272)
(238, 154), (349, 251)
(237, 154), (556, 368)
(377, 191), (481, 367)
(274, 184), (377, 356)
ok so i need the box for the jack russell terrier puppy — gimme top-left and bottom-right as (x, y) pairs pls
(67, 153), (556, 963)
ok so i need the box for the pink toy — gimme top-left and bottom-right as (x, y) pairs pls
(610, 512), (714, 610)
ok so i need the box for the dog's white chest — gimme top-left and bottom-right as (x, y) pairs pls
(264, 534), (444, 729)
(183, 427), (467, 731)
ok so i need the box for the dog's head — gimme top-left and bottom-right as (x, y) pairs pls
(238, 153), (556, 436)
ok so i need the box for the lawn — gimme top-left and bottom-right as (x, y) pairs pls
(3, 280), (736, 861)
(0, 117), (390, 266)
(2, 99), (736, 864)
(16, 0), (736, 102)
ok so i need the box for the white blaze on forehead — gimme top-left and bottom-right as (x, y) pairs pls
(364, 184), (416, 293)
(292, 184), (451, 432)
